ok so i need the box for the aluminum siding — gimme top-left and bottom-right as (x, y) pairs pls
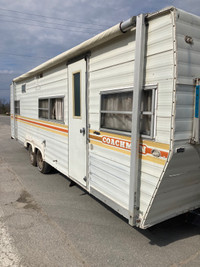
(13, 64), (69, 175)
(89, 12), (173, 217)
(142, 9), (200, 228)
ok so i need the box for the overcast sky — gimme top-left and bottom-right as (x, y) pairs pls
(0, 0), (200, 102)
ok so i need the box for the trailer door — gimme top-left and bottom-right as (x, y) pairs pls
(68, 59), (87, 187)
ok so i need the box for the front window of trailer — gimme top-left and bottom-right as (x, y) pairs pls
(100, 90), (133, 133)
(100, 86), (156, 138)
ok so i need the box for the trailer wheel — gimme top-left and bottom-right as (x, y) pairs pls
(28, 145), (37, 166)
(36, 150), (52, 174)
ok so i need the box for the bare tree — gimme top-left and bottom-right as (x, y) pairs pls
(0, 98), (10, 114)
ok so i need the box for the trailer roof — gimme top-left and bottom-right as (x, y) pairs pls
(13, 6), (175, 83)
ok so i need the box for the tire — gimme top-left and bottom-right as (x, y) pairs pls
(28, 145), (37, 166)
(36, 150), (52, 174)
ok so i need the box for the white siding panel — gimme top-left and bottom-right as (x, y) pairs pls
(13, 63), (69, 176)
(89, 61), (134, 91)
(145, 13), (174, 145)
(175, 9), (200, 141)
(89, 153), (130, 208)
(89, 33), (134, 211)
(90, 31), (135, 72)
(143, 143), (200, 227)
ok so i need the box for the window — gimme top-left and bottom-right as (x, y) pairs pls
(39, 99), (49, 119)
(100, 86), (156, 138)
(100, 90), (133, 133)
(73, 72), (81, 117)
(22, 84), (26, 93)
(38, 97), (64, 122)
(14, 101), (20, 115)
(140, 87), (156, 138)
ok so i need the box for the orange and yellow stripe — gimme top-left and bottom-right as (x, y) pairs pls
(11, 115), (170, 165)
(11, 115), (68, 137)
(89, 130), (170, 165)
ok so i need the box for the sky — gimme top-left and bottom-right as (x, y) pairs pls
(0, 0), (200, 102)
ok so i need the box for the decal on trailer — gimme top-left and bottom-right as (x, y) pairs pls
(90, 130), (169, 165)
(102, 136), (131, 150)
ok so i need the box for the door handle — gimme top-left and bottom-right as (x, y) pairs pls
(80, 127), (86, 136)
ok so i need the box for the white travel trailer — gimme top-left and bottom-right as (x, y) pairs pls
(10, 6), (200, 228)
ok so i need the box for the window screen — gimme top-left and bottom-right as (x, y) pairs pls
(100, 91), (133, 133)
(38, 97), (64, 122)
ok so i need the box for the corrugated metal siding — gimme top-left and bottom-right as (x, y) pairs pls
(143, 143), (200, 228)
(145, 13), (174, 145)
(89, 31), (134, 209)
(89, 13), (174, 216)
(13, 64), (69, 175)
(139, 12), (174, 219)
(175, 9), (200, 141)
(90, 153), (130, 208)
(142, 9), (200, 228)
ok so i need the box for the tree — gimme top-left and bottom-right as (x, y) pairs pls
(0, 98), (10, 114)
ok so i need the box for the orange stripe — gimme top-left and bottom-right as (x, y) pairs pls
(89, 129), (131, 141)
(89, 132), (169, 159)
(89, 134), (102, 142)
(16, 117), (68, 134)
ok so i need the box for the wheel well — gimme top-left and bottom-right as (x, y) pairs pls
(26, 142), (31, 149)
(26, 143), (37, 154)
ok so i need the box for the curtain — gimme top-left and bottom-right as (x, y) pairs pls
(51, 98), (63, 121)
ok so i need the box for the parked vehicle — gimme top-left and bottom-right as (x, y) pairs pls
(11, 7), (200, 228)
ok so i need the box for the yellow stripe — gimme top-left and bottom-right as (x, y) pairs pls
(139, 155), (166, 165)
(90, 140), (167, 165)
(141, 140), (170, 150)
(89, 130), (170, 150)
(15, 118), (68, 137)
(90, 140), (131, 155)
(14, 115), (68, 129)
(89, 130), (131, 141)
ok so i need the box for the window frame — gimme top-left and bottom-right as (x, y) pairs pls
(38, 96), (64, 123)
(99, 85), (157, 139)
(100, 87), (133, 136)
(72, 71), (82, 119)
(22, 84), (26, 93)
(141, 85), (157, 139)
(14, 100), (20, 115)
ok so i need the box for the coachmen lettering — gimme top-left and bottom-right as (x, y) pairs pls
(102, 136), (131, 150)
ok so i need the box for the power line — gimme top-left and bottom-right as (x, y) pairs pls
(0, 13), (106, 31)
(0, 18), (97, 34)
(0, 7), (110, 28)
(0, 52), (49, 60)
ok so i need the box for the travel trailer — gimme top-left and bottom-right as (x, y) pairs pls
(10, 6), (200, 228)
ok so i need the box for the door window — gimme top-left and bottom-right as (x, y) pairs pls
(73, 72), (81, 118)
